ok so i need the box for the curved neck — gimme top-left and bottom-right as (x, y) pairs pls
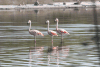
(29, 22), (31, 31)
(47, 22), (49, 31)
(56, 21), (58, 30)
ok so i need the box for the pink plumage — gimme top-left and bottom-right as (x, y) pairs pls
(48, 30), (58, 36)
(46, 20), (58, 45)
(27, 20), (44, 43)
(29, 30), (44, 36)
(57, 29), (70, 35)
(55, 18), (70, 35)
(55, 18), (70, 41)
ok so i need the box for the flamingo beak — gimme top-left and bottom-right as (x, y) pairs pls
(54, 19), (57, 22)
(27, 23), (29, 25)
(45, 22), (47, 24)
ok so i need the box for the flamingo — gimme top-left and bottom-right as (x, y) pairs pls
(27, 20), (44, 44)
(45, 20), (58, 46)
(55, 18), (70, 41)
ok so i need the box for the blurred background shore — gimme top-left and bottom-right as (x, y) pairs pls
(0, 0), (99, 5)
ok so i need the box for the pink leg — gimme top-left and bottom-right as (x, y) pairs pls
(61, 34), (63, 43)
(52, 36), (53, 47)
(34, 36), (36, 47)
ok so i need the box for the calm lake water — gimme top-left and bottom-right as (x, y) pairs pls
(0, 8), (100, 67)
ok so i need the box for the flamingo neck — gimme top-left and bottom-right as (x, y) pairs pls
(47, 22), (49, 31)
(56, 21), (58, 30)
(29, 22), (31, 31)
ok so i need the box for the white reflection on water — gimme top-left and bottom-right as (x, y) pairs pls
(29, 47), (44, 67)
(0, 44), (99, 67)
(28, 46), (70, 67)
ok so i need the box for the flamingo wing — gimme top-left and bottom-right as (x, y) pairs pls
(57, 29), (69, 34)
(37, 31), (44, 36)
(48, 30), (58, 36)
(29, 30), (44, 36)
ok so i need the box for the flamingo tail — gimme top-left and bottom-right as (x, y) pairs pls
(51, 32), (58, 36)
(64, 31), (70, 35)
(39, 32), (44, 36)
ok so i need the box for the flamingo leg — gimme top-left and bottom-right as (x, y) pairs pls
(61, 34), (63, 43)
(34, 36), (36, 47)
(52, 36), (53, 47)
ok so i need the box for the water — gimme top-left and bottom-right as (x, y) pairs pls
(0, 8), (100, 67)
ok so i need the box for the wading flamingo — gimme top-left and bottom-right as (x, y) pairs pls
(55, 18), (70, 41)
(45, 20), (58, 46)
(27, 20), (44, 44)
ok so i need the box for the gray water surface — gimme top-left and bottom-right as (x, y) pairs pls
(0, 8), (100, 67)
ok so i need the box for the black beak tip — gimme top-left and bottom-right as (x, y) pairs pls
(27, 23), (28, 25)
(45, 22), (47, 24)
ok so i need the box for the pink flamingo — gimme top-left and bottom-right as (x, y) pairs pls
(55, 18), (70, 41)
(45, 20), (58, 45)
(27, 20), (44, 44)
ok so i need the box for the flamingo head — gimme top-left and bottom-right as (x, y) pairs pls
(27, 20), (31, 25)
(45, 20), (49, 24)
(55, 18), (59, 22)
(28, 20), (31, 23)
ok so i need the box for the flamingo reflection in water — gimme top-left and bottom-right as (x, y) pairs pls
(27, 20), (44, 45)
(29, 46), (44, 67)
(29, 45), (69, 67)
(47, 46), (70, 67)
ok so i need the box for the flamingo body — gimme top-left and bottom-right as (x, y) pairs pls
(56, 29), (69, 35)
(45, 20), (58, 46)
(55, 18), (70, 42)
(29, 30), (44, 36)
(55, 18), (70, 35)
(48, 30), (58, 36)
(27, 20), (44, 44)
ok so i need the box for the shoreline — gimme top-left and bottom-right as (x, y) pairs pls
(0, 1), (100, 10)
